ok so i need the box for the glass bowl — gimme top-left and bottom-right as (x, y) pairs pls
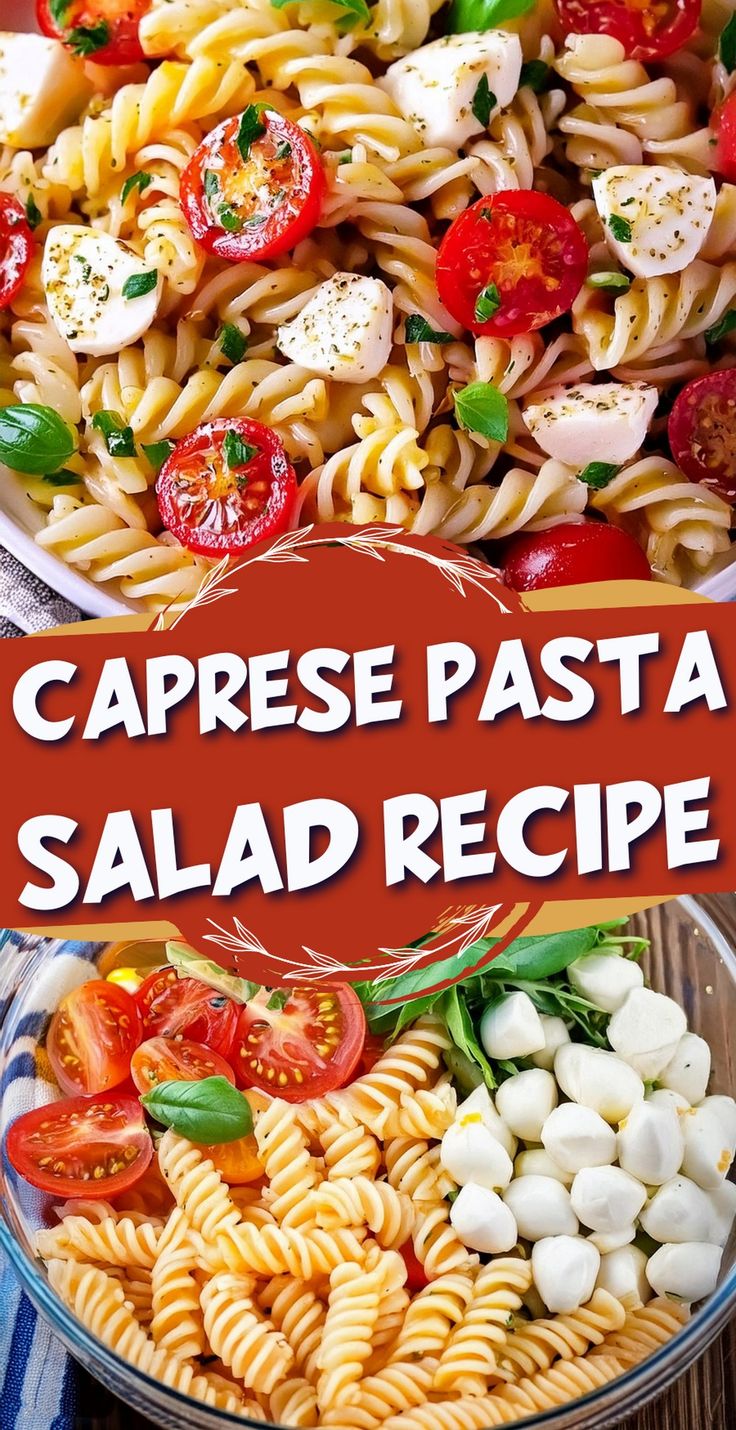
(1, 895), (735, 1430)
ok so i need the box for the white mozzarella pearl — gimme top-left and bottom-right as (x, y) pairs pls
(618, 1100), (684, 1185)
(554, 1044), (644, 1124)
(450, 1183), (519, 1254)
(480, 992), (546, 1061)
(532, 1235), (600, 1314)
(495, 1069), (558, 1142)
(568, 952), (644, 1013)
(541, 1103), (617, 1173)
(607, 988), (687, 1080)
(659, 1033), (711, 1105)
(503, 1175), (579, 1240)
(646, 1242), (722, 1303)
(570, 1165), (646, 1233)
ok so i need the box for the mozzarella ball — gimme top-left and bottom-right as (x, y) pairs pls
(531, 1015), (571, 1071)
(514, 1148), (573, 1186)
(554, 1044), (644, 1124)
(597, 1245), (650, 1308)
(659, 1033), (711, 1105)
(480, 992), (546, 1061)
(532, 1235), (600, 1314)
(640, 1175), (715, 1243)
(699, 1095), (736, 1147)
(455, 1084), (517, 1158)
(647, 1088), (690, 1114)
(568, 952), (644, 1013)
(607, 988), (687, 1080)
(440, 1119), (513, 1191)
(680, 1105), (735, 1190)
(618, 1100), (684, 1186)
(496, 1069), (558, 1142)
(380, 31), (522, 151)
(450, 1183), (519, 1254)
(277, 274), (393, 383)
(503, 1175), (579, 1240)
(42, 227), (162, 358)
(706, 1181), (736, 1246)
(646, 1242), (722, 1303)
(588, 1224), (636, 1254)
(570, 1166), (646, 1233)
(592, 166), (716, 280)
(542, 1103), (617, 1173)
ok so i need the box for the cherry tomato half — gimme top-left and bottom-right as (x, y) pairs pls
(553, 0), (700, 61)
(5, 1095), (152, 1199)
(502, 520), (652, 590)
(668, 370), (736, 503)
(136, 969), (239, 1055)
(180, 106), (324, 264)
(232, 985), (367, 1101)
(156, 417), (297, 558)
(715, 94), (736, 184)
(202, 1134), (264, 1185)
(130, 1036), (236, 1094)
(436, 192), (588, 338)
(0, 196), (34, 311)
(47, 980), (142, 1097)
(36, 0), (150, 65)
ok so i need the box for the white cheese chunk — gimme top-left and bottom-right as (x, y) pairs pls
(450, 1183), (518, 1253)
(554, 1044), (644, 1124)
(680, 1105), (735, 1190)
(495, 1068), (558, 1142)
(618, 1101), (684, 1186)
(567, 951), (645, 1013)
(660, 1034), (711, 1105)
(440, 1115), (513, 1191)
(531, 1014), (570, 1071)
(514, 1148), (573, 1186)
(607, 988), (687, 1081)
(597, 1244), (650, 1307)
(646, 1241), (722, 1303)
(523, 383), (658, 468)
(380, 31), (522, 151)
(588, 1225), (636, 1255)
(276, 273), (392, 384)
(640, 1175), (715, 1244)
(455, 1085), (517, 1158)
(592, 166), (716, 279)
(570, 1165), (647, 1233)
(532, 1235), (600, 1314)
(480, 991), (545, 1061)
(541, 1103), (617, 1173)
(42, 227), (162, 357)
(504, 1175), (579, 1241)
(0, 33), (92, 149)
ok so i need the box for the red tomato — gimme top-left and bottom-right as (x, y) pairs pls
(136, 969), (239, 1054)
(0, 196), (34, 311)
(232, 985), (366, 1101)
(180, 106), (324, 264)
(156, 417), (297, 558)
(400, 1241), (430, 1291)
(347, 1032), (385, 1083)
(502, 521), (652, 590)
(36, 0), (150, 65)
(668, 370), (736, 503)
(553, 0), (700, 61)
(46, 980), (142, 1097)
(715, 95), (736, 183)
(5, 1095), (152, 1198)
(130, 1036), (236, 1094)
(203, 1135), (264, 1184)
(436, 192), (588, 338)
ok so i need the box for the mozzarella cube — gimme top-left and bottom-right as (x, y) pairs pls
(532, 1235), (600, 1314)
(554, 1044), (644, 1124)
(42, 227), (162, 358)
(503, 1175), (579, 1240)
(597, 1245), (650, 1308)
(588, 1225), (636, 1254)
(618, 1101), (684, 1186)
(607, 988), (687, 1081)
(455, 1085), (517, 1158)
(570, 1165), (646, 1233)
(531, 1014), (570, 1071)
(646, 1241), (722, 1303)
(523, 383), (658, 469)
(699, 1095), (736, 1147)
(440, 1117), (513, 1191)
(542, 1103), (617, 1173)
(0, 33), (92, 149)
(495, 1069), (558, 1142)
(380, 31), (522, 151)
(706, 1181), (736, 1247)
(592, 166), (716, 279)
(277, 274), (393, 383)
(659, 1034), (711, 1105)
(450, 1183), (518, 1254)
(567, 951), (645, 1013)
(680, 1105), (735, 1190)
(514, 1148), (573, 1186)
(640, 1175), (715, 1244)
(480, 992), (546, 1061)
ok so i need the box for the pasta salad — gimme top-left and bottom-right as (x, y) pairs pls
(6, 920), (736, 1425)
(1, 0), (736, 606)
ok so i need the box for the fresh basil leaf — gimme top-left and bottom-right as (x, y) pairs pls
(24, 195), (42, 231)
(608, 214), (632, 243)
(405, 314), (453, 344)
(218, 203), (243, 233)
(223, 431), (258, 468)
(218, 323), (247, 365)
(49, 0), (71, 22)
(142, 439), (176, 473)
(471, 74), (495, 128)
(66, 21), (109, 55)
(236, 105), (266, 163)
(92, 410), (136, 459)
(519, 60), (549, 93)
(721, 12), (736, 71)
(485, 926), (601, 981)
(121, 171), (153, 204)
(271, 0), (370, 19)
(0, 404), (76, 476)
(42, 468), (81, 486)
(579, 461), (620, 489)
(122, 270), (158, 300)
(204, 169), (220, 199)
(705, 308), (736, 345)
(166, 941), (260, 1003)
(266, 989), (289, 1010)
(474, 282), (501, 324)
(586, 270), (631, 291)
(454, 381), (508, 442)
(447, 0), (535, 34)
(141, 1076), (253, 1143)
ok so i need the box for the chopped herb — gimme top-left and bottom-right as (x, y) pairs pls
(42, 468), (81, 486)
(218, 203), (243, 233)
(608, 214), (633, 243)
(579, 461), (620, 489)
(519, 59), (550, 93)
(479, 205), (493, 221)
(73, 255), (91, 282)
(223, 431), (259, 469)
(474, 282), (501, 323)
(121, 170), (153, 204)
(49, 0), (71, 21)
(620, 196), (635, 206)
(337, 150), (352, 164)
(266, 989), (290, 1010)
(721, 12), (736, 71)
(122, 270), (158, 300)
(405, 314), (454, 344)
(236, 105), (266, 163)
(204, 168), (220, 199)
(275, 140), (292, 161)
(471, 74), (495, 128)
(92, 411), (137, 459)
(705, 308), (736, 344)
(24, 195), (42, 231)
(65, 21), (110, 56)
(244, 213), (268, 228)
(99, 283), (109, 302)
(586, 270), (631, 291)
(142, 439), (176, 473)
(454, 381), (509, 442)
(218, 323), (247, 365)
(271, 0), (370, 23)
(447, 0), (536, 34)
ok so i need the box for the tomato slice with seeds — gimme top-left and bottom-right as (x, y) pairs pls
(436, 192), (588, 339)
(5, 1095), (152, 1199)
(668, 370), (736, 503)
(136, 969), (239, 1055)
(553, 0), (700, 61)
(502, 520), (652, 589)
(180, 105), (324, 264)
(233, 985), (367, 1101)
(46, 980), (142, 1097)
(130, 1036), (236, 1094)
(36, 0), (150, 65)
(0, 196), (34, 311)
(156, 417), (297, 558)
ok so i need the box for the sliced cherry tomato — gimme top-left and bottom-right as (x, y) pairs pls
(136, 969), (240, 1054)
(553, 0), (700, 61)
(668, 370), (736, 503)
(0, 196), (34, 311)
(36, 0), (150, 65)
(502, 520), (652, 590)
(232, 985), (366, 1101)
(347, 1031), (385, 1083)
(201, 1134), (264, 1185)
(46, 980), (142, 1097)
(400, 1241), (430, 1291)
(130, 1036), (236, 1094)
(436, 192), (588, 338)
(156, 417), (297, 558)
(180, 105), (324, 264)
(5, 1095), (152, 1199)
(715, 94), (736, 183)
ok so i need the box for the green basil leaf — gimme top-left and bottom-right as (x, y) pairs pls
(24, 195), (42, 231)
(142, 439), (176, 473)
(579, 461), (620, 489)
(474, 282), (501, 324)
(66, 21), (109, 55)
(49, 0), (71, 21)
(92, 410), (137, 459)
(471, 74), (495, 128)
(166, 941), (260, 1004)
(42, 468), (82, 487)
(218, 203), (243, 233)
(485, 926), (601, 981)
(586, 270), (631, 291)
(721, 12), (736, 71)
(204, 169), (220, 199)
(266, 989), (290, 1010)
(271, 0), (369, 19)
(0, 404), (76, 476)
(454, 381), (508, 442)
(218, 323), (247, 365)
(443, 1043), (485, 1095)
(223, 431), (258, 468)
(236, 105), (266, 163)
(141, 1076), (253, 1144)
(608, 214), (632, 243)
(519, 60), (550, 93)
(121, 171), (153, 204)
(122, 270), (158, 300)
(705, 308), (736, 345)
(405, 314), (454, 344)
(447, 0), (535, 34)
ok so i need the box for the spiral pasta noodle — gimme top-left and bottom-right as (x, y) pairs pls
(492, 1289), (628, 1382)
(36, 1214), (162, 1269)
(201, 1271), (295, 1391)
(434, 1258), (534, 1394)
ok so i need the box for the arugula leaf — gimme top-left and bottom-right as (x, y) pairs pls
(223, 431), (258, 469)
(586, 270), (631, 292)
(141, 1077), (253, 1143)
(721, 12), (736, 71)
(705, 309), (736, 345)
(608, 214), (633, 243)
(122, 270), (158, 300)
(166, 941), (260, 1003)
(24, 196), (42, 231)
(66, 21), (110, 56)
(447, 0), (536, 34)
(474, 282), (501, 324)
(482, 927), (601, 981)
(471, 75), (495, 128)
(218, 323), (248, 365)
(519, 60), (550, 93)
(121, 171), (153, 204)
(236, 105), (266, 163)
(454, 381), (509, 442)
(91, 410), (136, 459)
(142, 439), (176, 473)
(439, 985), (496, 1088)
(405, 314), (454, 344)
(579, 461), (620, 489)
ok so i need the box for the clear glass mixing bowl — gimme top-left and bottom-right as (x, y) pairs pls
(0, 895), (735, 1429)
